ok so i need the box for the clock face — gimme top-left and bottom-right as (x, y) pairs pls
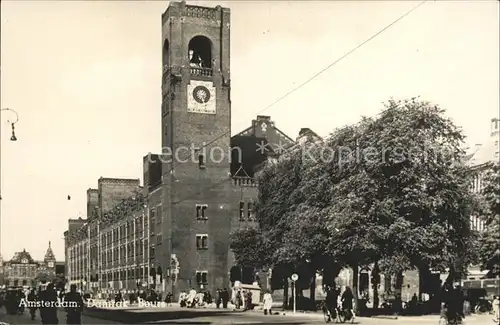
(193, 86), (211, 104)
(187, 81), (216, 114)
(48, 262), (54, 267)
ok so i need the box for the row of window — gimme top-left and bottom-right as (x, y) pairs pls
(69, 268), (208, 285)
(98, 206), (162, 245)
(70, 271), (208, 286)
(3, 269), (37, 277)
(194, 202), (255, 221)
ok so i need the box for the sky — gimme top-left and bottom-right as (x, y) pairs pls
(0, 0), (498, 261)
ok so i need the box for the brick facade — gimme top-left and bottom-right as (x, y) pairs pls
(63, 1), (311, 300)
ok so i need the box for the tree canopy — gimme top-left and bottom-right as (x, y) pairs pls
(230, 98), (479, 295)
(478, 162), (500, 277)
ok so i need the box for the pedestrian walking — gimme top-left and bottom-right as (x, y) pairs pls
(65, 284), (84, 325)
(222, 288), (229, 308)
(215, 288), (222, 308)
(492, 295), (500, 324)
(39, 283), (59, 325)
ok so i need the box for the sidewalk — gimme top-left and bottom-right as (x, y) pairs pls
(248, 305), (495, 324)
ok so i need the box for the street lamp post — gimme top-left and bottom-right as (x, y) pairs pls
(0, 108), (19, 260)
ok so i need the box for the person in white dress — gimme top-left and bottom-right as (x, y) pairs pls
(187, 288), (197, 307)
(263, 290), (273, 315)
(178, 291), (187, 306)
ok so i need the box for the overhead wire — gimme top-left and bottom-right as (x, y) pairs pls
(169, 0), (429, 204)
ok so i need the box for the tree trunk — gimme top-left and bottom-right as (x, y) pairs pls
(283, 279), (289, 310)
(351, 264), (359, 314)
(394, 271), (404, 314)
(310, 273), (316, 306)
(373, 283), (379, 309)
(372, 262), (380, 309)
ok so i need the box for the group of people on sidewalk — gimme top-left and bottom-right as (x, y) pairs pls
(178, 288), (213, 308)
(1, 283), (84, 324)
(110, 288), (173, 305)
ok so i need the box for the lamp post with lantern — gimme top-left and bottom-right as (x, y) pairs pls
(0, 108), (19, 267)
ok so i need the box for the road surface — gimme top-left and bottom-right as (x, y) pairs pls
(1, 306), (494, 324)
(0, 308), (118, 324)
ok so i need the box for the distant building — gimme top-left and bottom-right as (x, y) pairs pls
(465, 117), (499, 280)
(467, 117), (499, 232)
(0, 243), (58, 288)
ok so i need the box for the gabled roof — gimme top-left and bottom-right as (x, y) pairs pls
(233, 123), (296, 145)
(10, 249), (36, 264)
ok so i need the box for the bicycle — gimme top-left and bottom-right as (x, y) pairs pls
(438, 314), (465, 325)
(321, 301), (354, 323)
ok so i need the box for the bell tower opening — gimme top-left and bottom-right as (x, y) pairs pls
(188, 36), (212, 69)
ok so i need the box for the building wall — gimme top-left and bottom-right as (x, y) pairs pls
(62, 2), (310, 300)
(160, 2), (233, 296)
(98, 178), (140, 214)
(87, 189), (99, 220)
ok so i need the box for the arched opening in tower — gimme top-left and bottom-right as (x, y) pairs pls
(188, 36), (212, 68)
(163, 40), (170, 67)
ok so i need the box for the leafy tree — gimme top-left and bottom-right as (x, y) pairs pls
(324, 98), (478, 300)
(479, 162), (500, 277)
(229, 226), (269, 270)
(35, 271), (55, 284)
(230, 97), (479, 312)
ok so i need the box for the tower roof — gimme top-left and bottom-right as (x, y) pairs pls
(44, 241), (56, 261)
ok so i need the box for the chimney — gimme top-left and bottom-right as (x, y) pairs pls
(491, 118), (499, 137)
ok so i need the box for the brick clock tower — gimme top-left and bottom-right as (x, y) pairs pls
(160, 1), (233, 297)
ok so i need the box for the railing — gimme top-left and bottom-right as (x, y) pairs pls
(163, 66), (214, 79)
(185, 6), (217, 19)
(190, 67), (213, 77)
(232, 177), (258, 187)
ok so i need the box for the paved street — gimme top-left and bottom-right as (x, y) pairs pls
(0, 306), (495, 325)
(0, 308), (119, 324)
(135, 311), (494, 325)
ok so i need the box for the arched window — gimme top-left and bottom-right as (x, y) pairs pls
(163, 39), (170, 68)
(188, 36), (212, 68)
